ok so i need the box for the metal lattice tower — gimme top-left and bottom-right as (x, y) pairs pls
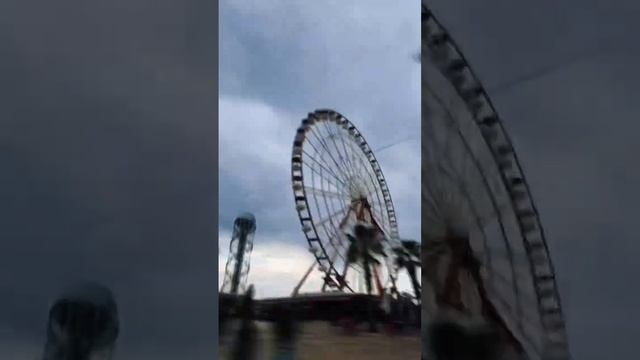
(221, 213), (257, 295)
(42, 282), (119, 360)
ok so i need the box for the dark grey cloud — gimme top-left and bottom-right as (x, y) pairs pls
(1, 0), (217, 358)
(219, 0), (421, 144)
(428, 1), (639, 359)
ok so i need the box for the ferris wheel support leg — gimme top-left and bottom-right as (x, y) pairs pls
(474, 273), (526, 355)
(337, 260), (350, 291)
(292, 260), (316, 297)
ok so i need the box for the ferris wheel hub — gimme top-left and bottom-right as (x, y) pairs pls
(346, 178), (368, 200)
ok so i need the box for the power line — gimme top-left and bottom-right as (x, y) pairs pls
(375, 136), (418, 153)
(488, 39), (620, 95)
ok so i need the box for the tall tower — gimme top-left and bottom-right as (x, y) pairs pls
(42, 282), (119, 360)
(221, 212), (257, 295)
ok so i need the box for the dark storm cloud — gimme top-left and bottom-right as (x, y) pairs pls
(219, 0), (421, 143)
(427, 1), (639, 359)
(218, 0), (421, 238)
(1, 0), (217, 357)
(218, 170), (300, 236)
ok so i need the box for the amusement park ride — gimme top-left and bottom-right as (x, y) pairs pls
(288, 109), (414, 301)
(42, 283), (119, 360)
(421, 2), (570, 360)
(220, 213), (256, 296)
(220, 4), (571, 359)
(219, 110), (421, 323)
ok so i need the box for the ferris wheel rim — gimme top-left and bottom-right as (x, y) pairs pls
(423, 3), (570, 359)
(291, 109), (401, 293)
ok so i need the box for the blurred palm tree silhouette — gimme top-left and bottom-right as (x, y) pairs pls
(393, 239), (422, 302)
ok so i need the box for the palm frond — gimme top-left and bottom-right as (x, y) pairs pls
(347, 243), (359, 263)
(366, 254), (381, 265)
(346, 233), (357, 244)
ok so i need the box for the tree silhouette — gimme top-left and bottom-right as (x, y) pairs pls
(345, 223), (386, 332)
(393, 239), (422, 302)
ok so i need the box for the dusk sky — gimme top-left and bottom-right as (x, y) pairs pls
(428, 1), (639, 359)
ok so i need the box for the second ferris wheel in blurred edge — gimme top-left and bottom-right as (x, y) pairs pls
(423, 2), (570, 360)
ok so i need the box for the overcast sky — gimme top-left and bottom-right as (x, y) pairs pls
(3, 0), (635, 359)
(218, 0), (420, 299)
(428, 1), (640, 359)
(1, 0), (217, 358)
(1, 0), (419, 358)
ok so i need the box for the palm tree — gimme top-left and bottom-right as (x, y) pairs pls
(393, 240), (422, 302)
(345, 223), (386, 332)
(346, 223), (386, 295)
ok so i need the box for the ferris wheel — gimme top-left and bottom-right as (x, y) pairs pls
(422, 3), (570, 360)
(290, 109), (402, 296)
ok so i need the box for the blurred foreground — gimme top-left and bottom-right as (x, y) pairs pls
(218, 320), (421, 360)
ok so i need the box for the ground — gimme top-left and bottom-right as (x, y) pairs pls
(219, 320), (421, 360)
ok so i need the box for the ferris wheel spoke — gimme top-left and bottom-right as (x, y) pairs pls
(320, 120), (359, 181)
(350, 149), (377, 195)
(304, 153), (345, 191)
(308, 165), (336, 232)
(479, 246), (529, 265)
(422, 194), (445, 226)
(487, 295), (544, 358)
(486, 287), (546, 349)
(482, 260), (548, 350)
(320, 225), (349, 262)
(439, 119), (459, 166)
(325, 124), (360, 182)
(431, 165), (497, 274)
(304, 136), (351, 190)
(304, 186), (346, 200)
(343, 130), (366, 174)
(308, 125), (354, 184)
(347, 137), (387, 209)
(441, 148), (502, 227)
(315, 121), (353, 178)
(318, 201), (344, 242)
(434, 162), (502, 233)
(320, 186), (352, 255)
(303, 131), (342, 177)
(428, 84), (526, 324)
(423, 180), (447, 221)
(302, 152), (347, 189)
(468, 271), (539, 336)
(307, 126), (347, 177)
(315, 204), (353, 228)
(492, 276), (538, 316)
(428, 80), (514, 236)
(337, 131), (362, 183)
